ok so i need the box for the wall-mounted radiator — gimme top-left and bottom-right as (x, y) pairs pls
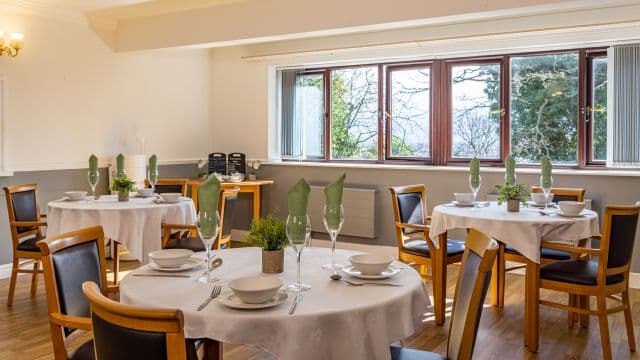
(308, 185), (377, 239)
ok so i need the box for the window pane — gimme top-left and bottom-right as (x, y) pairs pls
(389, 68), (430, 158)
(591, 58), (607, 162)
(510, 53), (579, 164)
(295, 74), (324, 158)
(331, 67), (378, 160)
(451, 64), (501, 159)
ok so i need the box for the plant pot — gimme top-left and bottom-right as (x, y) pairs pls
(262, 249), (284, 274)
(248, 174), (257, 181)
(507, 199), (520, 212)
(118, 192), (129, 202)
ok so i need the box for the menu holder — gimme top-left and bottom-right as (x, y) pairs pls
(208, 153), (227, 175)
(227, 153), (246, 175)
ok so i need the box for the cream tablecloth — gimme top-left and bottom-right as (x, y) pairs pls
(47, 195), (196, 263)
(120, 247), (429, 360)
(430, 202), (599, 263)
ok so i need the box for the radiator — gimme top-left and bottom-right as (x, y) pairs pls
(308, 185), (377, 238)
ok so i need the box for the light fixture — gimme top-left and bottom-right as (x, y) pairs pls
(0, 32), (24, 58)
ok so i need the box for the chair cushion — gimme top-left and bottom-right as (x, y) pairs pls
(540, 259), (624, 286)
(16, 235), (44, 252)
(504, 245), (571, 260)
(69, 339), (95, 360)
(390, 346), (445, 360)
(402, 239), (465, 258)
(165, 237), (228, 252)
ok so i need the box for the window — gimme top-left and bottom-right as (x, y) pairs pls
(588, 55), (608, 163)
(295, 73), (325, 158)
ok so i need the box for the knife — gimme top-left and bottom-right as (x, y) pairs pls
(288, 292), (303, 315)
(132, 274), (191, 278)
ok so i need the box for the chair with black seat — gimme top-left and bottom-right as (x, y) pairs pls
(146, 178), (189, 196)
(162, 187), (239, 251)
(495, 187), (586, 308)
(390, 228), (498, 360)
(537, 204), (640, 360)
(82, 281), (190, 360)
(3, 183), (47, 306)
(390, 185), (465, 326)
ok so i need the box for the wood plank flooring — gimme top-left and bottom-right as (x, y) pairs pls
(1, 261), (638, 359)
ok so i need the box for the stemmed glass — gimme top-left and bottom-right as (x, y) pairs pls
(148, 169), (159, 193)
(196, 210), (220, 284)
(88, 170), (100, 199)
(286, 215), (311, 292)
(469, 175), (481, 207)
(540, 176), (553, 210)
(322, 205), (344, 270)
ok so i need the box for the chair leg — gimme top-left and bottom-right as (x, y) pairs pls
(623, 290), (636, 352)
(597, 295), (612, 360)
(30, 260), (39, 296)
(579, 295), (590, 328)
(7, 257), (19, 306)
(112, 241), (120, 285)
(568, 294), (577, 328)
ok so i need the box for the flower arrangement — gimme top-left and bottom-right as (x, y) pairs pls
(246, 160), (261, 175)
(197, 159), (208, 178)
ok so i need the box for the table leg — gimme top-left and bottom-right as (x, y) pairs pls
(252, 186), (261, 220)
(433, 233), (447, 326)
(204, 339), (223, 360)
(525, 259), (539, 352)
(490, 242), (505, 308)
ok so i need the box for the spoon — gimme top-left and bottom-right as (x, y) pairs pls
(330, 269), (342, 280)
(200, 257), (223, 276)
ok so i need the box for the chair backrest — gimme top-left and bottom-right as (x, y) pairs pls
(83, 281), (187, 360)
(446, 229), (498, 360)
(219, 187), (239, 240)
(389, 185), (428, 236)
(531, 187), (585, 202)
(148, 179), (188, 196)
(597, 204), (640, 282)
(38, 226), (109, 359)
(3, 183), (42, 240)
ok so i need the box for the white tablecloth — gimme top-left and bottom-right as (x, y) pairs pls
(47, 195), (196, 263)
(120, 247), (429, 360)
(430, 202), (600, 263)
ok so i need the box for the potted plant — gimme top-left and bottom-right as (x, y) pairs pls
(246, 160), (261, 181)
(111, 176), (136, 202)
(496, 182), (530, 212)
(243, 212), (287, 273)
(197, 159), (208, 179)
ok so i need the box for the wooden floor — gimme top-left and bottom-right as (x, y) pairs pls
(1, 262), (638, 359)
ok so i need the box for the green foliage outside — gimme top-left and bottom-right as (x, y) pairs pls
(243, 213), (288, 251)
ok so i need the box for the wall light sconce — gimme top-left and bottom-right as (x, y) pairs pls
(0, 31), (24, 58)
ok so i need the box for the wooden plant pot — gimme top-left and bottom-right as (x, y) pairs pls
(262, 249), (284, 274)
(118, 192), (130, 202)
(507, 199), (520, 212)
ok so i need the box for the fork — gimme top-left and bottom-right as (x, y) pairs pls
(197, 285), (222, 311)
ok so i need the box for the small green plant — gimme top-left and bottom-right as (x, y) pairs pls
(111, 176), (136, 195)
(496, 182), (530, 205)
(243, 212), (288, 251)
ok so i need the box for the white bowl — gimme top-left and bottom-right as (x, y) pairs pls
(349, 254), (394, 275)
(531, 192), (554, 205)
(229, 172), (245, 183)
(558, 201), (585, 216)
(137, 188), (154, 197)
(228, 276), (283, 304)
(148, 249), (193, 268)
(160, 193), (181, 203)
(454, 193), (474, 205)
(65, 191), (87, 200)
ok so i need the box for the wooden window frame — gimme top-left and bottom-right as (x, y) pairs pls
(584, 50), (608, 166)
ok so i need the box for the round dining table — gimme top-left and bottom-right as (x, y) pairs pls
(47, 195), (196, 264)
(120, 247), (430, 360)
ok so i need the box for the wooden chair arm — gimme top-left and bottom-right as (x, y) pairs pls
(40, 214), (47, 218)
(541, 241), (603, 255)
(49, 313), (92, 331)
(395, 222), (430, 231)
(161, 223), (197, 230)
(12, 221), (47, 228)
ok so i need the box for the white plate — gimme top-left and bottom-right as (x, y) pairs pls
(148, 257), (204, 272)
(343, 265), (401, 280)
(451, 201), (474, 207)
(218, 290), (288, 310)
(556, 211), (585, 218)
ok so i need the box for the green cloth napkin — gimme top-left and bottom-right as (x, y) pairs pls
(541, 155), (552, 188)
(324, 173), (346, 228)
(89, 154), (99, 184)
(469, 158), (480, 188)
(116, 154), (125, 178)
(505, 155), (516, 186)
(287, 178), (310, 241)
(148, 154), (158, 183)
(197, 175), (220, 238)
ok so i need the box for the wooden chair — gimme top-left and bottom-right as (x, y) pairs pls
(389, 185), (465, 325)
(3, 183), (47, 306)
(390, 229), (498, 360)
(537, 204), (640, 360)
(37, 226), (118, 360)
(494, 187), (586, 307)
(82, 281), (188, 360)
(162, 187), (239, 251)
(146, 178), (189, 196)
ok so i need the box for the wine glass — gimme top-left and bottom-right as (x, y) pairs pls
(286, 215), (311, 292)
(540, 176), (553, 210)
(469, 175), (481, 207)
(148, 169), (159, 194)
(197, 210), (221, 284)
(322, 205), (344, 270)
(88, 170), (100, 199)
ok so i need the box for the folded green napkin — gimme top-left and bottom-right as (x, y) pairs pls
(324, 173), (346, 228)
(470, 158), (480, 188)
(89, 154), (99, 184)
(197, 175), (220, 238)
(288, 178), (310, 241)
(148, 154), (158, 183)
(541, 155), (552, 187)
(116, 154), (125, 178)
(505, 155), (516, 185)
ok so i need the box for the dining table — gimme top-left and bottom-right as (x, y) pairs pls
(120, 247), (430, 360)
(429, 201), (600, 352)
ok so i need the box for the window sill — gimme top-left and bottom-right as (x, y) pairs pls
(265, 161), (640, 177)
